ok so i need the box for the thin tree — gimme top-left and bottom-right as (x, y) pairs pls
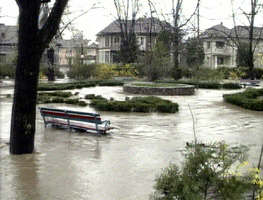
(231, 0), (263, 78)
(10, 0), (69, 154)
(171, 0), (199, 79)
(113, 0), (140, 63)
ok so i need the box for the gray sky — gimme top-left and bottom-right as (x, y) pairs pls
(0, 0), (260, 42)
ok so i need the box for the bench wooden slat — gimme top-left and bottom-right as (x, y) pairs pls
(39, 107), (110, 134)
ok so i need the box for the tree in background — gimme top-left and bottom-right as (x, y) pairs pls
(185, 37), (204, 69)
(170, 0), (200, 80)
(113, 0), (140, 64)
(231, 0), (263, 78)
(10, 0), (68, 154)
(236, 42), (250, 67)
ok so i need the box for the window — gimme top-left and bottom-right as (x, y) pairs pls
(105, 51), (110, 63)
(1, 32), (5, 39)
(114, 37), (119, 44)
(140, 37), (144, 45)
(207, 41), (210, 49)
(105, 36), (110, 47)
(217, 57), (224, 65)
(216, 41), (225, 48)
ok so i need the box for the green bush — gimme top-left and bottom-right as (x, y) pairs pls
(0, 63), (15, 78)
(38, 91), (73, 98)
(156, 102), (179, 113)
(39, 64), (65, 79)
(97, 80), (124, 86)
(132, 102), (153, 112)
(158, 80), (242, 90)
(223, 88), (263, 111)
(37, 91), (87, 107)
(78, 101), (87, 107)
(152, 142), (253, 200)
(38, 81), (97, 91)
(222, 82), (242, 89)
(89, 95), (179, 113)
(67, 63), (97, 80)
(38, 80), (122, 91)
(196, 82), (221, 89)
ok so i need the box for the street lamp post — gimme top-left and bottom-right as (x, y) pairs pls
(47, 47), (55, 81)
(80, 43), (84, 65)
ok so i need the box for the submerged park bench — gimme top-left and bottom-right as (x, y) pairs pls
(39, 107), (111, 134)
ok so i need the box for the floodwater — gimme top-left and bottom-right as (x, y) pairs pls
(1, 84), (263, 200)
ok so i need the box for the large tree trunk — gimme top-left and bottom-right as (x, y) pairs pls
(10, 0), (68, 154)
(10, 3), (44, 154)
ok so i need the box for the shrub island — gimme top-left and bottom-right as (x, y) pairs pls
(223, 88), (263, 111)
(38, 80), (124, 91)
(158, 80), (242, 90)
(37, 91), (87, 106)
(37, 92), (179, 113)
(86, 95), (179, 113)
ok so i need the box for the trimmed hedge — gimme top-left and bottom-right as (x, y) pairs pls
(88, 95), (179, 113)
(38, 91), (73, 98)
(37, 91), (87, 106)
(157, 80), (242, 90)
(38, 80), (123, 91)
(223, 88), (263, 111)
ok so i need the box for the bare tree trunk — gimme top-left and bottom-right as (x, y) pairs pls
(10, 2), (44, 154)
(248, 0), (256, 78)
(10, 0), (68, 154)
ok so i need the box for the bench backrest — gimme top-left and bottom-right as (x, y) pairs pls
(40, 107), (103, 124)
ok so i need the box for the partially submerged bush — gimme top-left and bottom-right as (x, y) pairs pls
(97, 80), (124, 86)
(40, 64), (65, 79)
(0, 63), (15, 78)
(37, 91), (87, 106)
(38, 91), (73, 98)
(152, 142), (259, 200)
(223, 88), (263, 111)
(88, 95), (179, 113)
(38, 80), (123, 91)
(158, 80), (241, 90)
(222, 82), (242, 89)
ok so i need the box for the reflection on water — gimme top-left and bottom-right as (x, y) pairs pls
(1, 86), (263, 200)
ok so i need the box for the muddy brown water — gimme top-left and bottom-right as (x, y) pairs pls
(1, 86), (263, 200)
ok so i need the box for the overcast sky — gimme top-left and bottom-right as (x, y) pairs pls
(0, 0), (260, 42)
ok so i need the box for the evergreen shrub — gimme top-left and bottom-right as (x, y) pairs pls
(223, 88), (263, 111)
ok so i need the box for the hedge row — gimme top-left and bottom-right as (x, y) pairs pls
(38, 80), (124, 91)
(223, 88), (263, 111)
(87, 95), (179, 113)
(158, 80), (242, 89)
(37, 91), (87, 106)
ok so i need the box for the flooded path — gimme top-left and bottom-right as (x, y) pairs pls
(1, 86), (263, 200)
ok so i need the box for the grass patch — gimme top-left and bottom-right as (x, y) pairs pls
(223, 88), (263, 111)
(88, 95), (179, 113)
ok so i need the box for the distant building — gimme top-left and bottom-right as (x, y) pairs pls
(0, 24), (17, 64)
(201, 22), (263, 68)
(96, 18), (169, 64)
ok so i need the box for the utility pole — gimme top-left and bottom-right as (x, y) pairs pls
(197, 0), (200, 39)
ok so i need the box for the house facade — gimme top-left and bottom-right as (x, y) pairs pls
(96, 18), (167, 64)
(0, 24), (18, 64)
(201, 23), (263, 69)
(201, 23), (237, 69)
